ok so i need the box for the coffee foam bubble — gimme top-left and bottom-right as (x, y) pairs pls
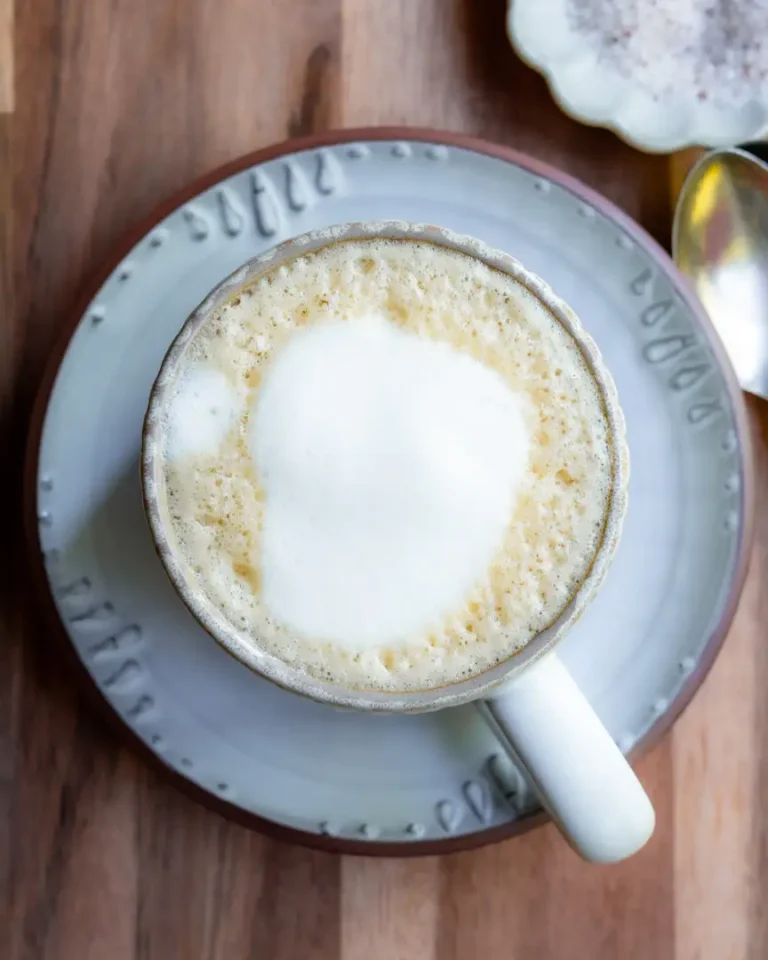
(160, 238), (613, 692)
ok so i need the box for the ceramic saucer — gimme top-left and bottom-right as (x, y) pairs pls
(27, 130), (751, 852)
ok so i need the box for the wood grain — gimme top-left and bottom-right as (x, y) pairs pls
(2, 1), (767, 958)
(0, 0), (11, 112)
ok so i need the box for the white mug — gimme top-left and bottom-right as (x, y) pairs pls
(142, 221), (655, 863)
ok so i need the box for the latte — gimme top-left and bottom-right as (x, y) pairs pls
(158, 237), (613, 691)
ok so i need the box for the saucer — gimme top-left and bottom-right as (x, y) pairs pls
(27, 130), (751, 852)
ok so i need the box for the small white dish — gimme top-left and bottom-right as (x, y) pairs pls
(27, 130), (751, 852)
(507, 0), (768, 153)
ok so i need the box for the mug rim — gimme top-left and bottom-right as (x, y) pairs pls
(141, 219), (629, 712)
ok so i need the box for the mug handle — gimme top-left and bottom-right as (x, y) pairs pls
(480, 652), (655, 863)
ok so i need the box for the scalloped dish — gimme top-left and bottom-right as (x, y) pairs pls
(507, 0), (768, 153)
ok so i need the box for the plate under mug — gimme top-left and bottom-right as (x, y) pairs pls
(26, 129), (751, 852)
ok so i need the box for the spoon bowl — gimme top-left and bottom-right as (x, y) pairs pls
(673, 146), (768, 399)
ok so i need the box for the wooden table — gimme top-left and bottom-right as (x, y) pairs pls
(2, 2), (767, 958)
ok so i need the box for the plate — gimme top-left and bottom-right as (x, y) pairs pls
(27, 129), (751, 853)
(507, 0), (768, 152)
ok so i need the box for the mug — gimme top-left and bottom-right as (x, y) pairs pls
(142, 221), (655, 863)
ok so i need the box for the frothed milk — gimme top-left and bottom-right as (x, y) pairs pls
(159, 238), (613, 691)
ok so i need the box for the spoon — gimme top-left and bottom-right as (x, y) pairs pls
(673, 144), (768, 399)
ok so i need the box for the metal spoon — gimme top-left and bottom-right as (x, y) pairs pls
(673, 144), (768, 399)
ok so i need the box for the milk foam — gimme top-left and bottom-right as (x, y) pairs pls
(166, 366), (241, 460)
(160, 238), (613, 692)
(251, 314), (530, 647)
